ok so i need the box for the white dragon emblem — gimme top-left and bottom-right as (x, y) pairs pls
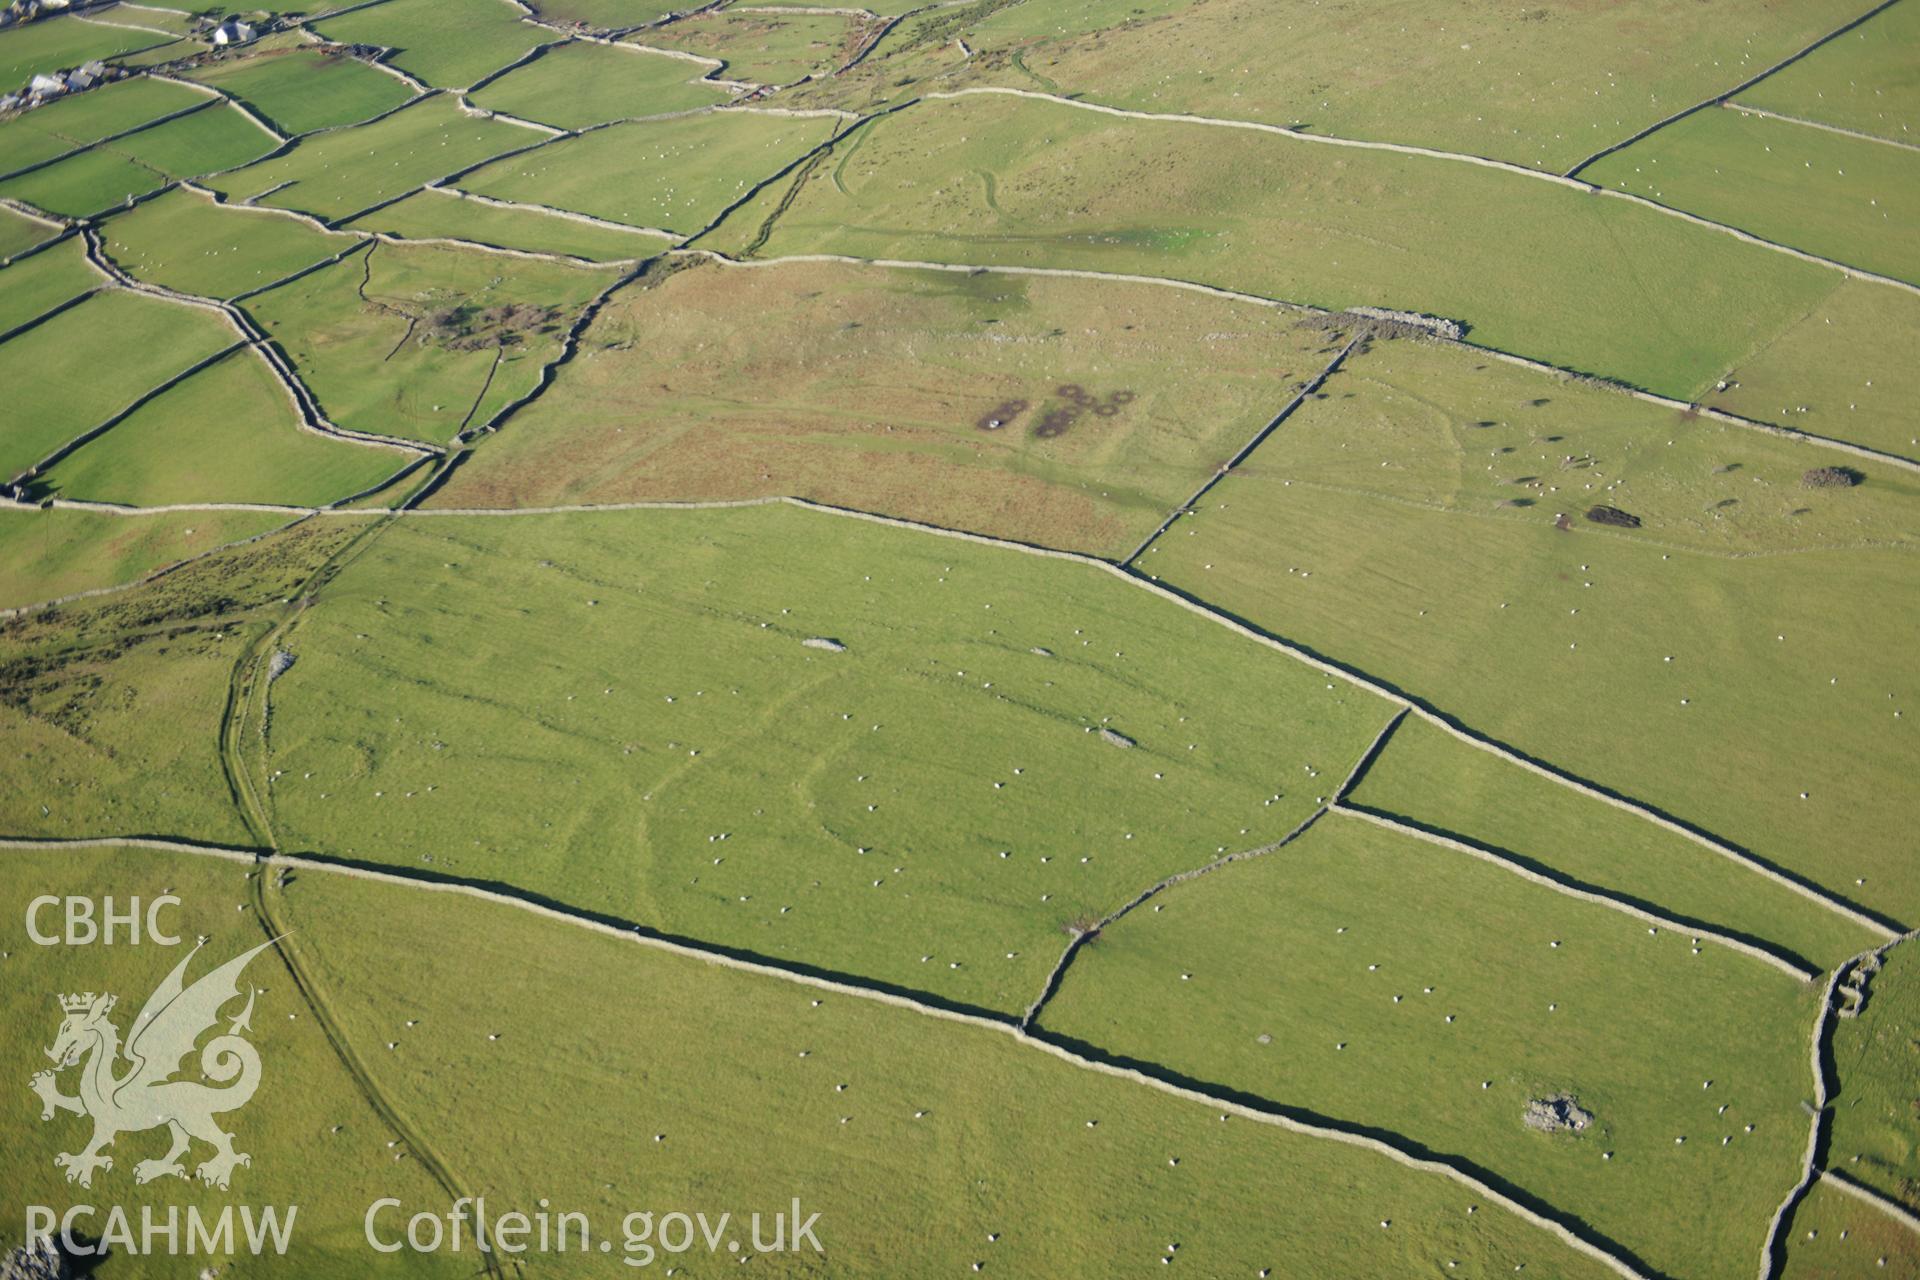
(30, 936), (275, 1190)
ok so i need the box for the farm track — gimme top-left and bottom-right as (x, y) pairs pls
(0, 834), (1655, 1280)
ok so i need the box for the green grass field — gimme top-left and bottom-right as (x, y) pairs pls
(798, 0), (1867, 172)
(348, 186), (669, 261)
(1706, 276), (1920, 461)
(0, 519), (365, 843)
(1349, 715), (1884, 973)
(436, 255), (1344, 556)
(98, 184), (353, 299)
(706, 91), (1845, 400)
(260, 502), (1392, 1013)
(1737, 0), (1920, 147)
(0, 75), (206, 177)
(1589, 107), (1920, 286)
(469, 40), (730, 129)
(0, 14), (168, 87)
(311, 0), (552, 90)
(0, 234), (95, 335)
(1780, 1177), (1920, 1278)
(461, 109), (836, 235)
(0, 287), (236, 479)
(0, 102), (277, 218)
(641, 10), (863, 86)
(0, 845), (467, 1278)
(1040, 809), (1820, 1280)
(0, 505), (288, 609)
(208, 94), (533, 223)
(1829, 939), (1920, 1211)
(0, 203), (58, 260)
(1134, 336), (1920, 929)
(0, 140), (165, 217)
(244, 239), (619, 444)
(40, 347), (406, 508)
(184, 44), (418, 136)
(273, 854), (1619, 1279)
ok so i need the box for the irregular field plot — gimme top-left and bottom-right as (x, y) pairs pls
(349, 186), (668, 261)
(0, 203), (58, 259)
(460, 109), (835, 235)
(1737, 1), (1920, 146)
(311, 0), (550, 90)
(0, 505), (286, 609)
(184, 44), (418, 136)
(0, 14), (166, 87)
(1706, 277), (1920, 461)
(710, 92), (1841, 399)
(263, 503), (1392, 1014)
(209, 94), (532, 224)
(1139, 338), (1920, 927)
(41, 347), (405, 507)
(0, 520), (362, 843)
(1781, 1179), (1920, 1279)
(439, 256), (1341, 558)
(278, 860), (1618, 1279)
(0, 846), (466, 1280)
(641, 11), (864, 86)
(1830, 938), (1920, 1210)
(1350, 715), (1883, 973)
(1040, 809), (1820, 1280)
(470, 40), (729, 130)
(1589, 107), (1920, 285)
(0, 75), (206, 177)
(0, 287), (235, 478)
(0, 101), (277, 217)
(246, 240), (619, 444)
(0, 234), (96, 334)
(99, 184), (352, 298)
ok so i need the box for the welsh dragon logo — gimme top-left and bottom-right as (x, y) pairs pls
(30, 937), (275, 1190)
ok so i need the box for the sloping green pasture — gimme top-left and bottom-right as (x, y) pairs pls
(184, 44), (418, 136)
(41, 347), (405, 507)
(99, 184), (353, 298)
(207, 94), (533, 223)
(0, 287), (236, 478)
(706, 91), (1844, 400)
(469, 40), (730, 129)
(349, 186), (668, 260)
(261, 502), (1392, 1013)
(275, 854), (1620, 1279)
(1138, 337), (1920, 928)
(1039, 809), (1821, 1280)
(0, 505), (287, 608)
(312, 0), (552, 90)
(460, 109), (835, 235)
(1589, 107), (1920, 285)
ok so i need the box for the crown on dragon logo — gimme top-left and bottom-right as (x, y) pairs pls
(58, 992), (113, 1014)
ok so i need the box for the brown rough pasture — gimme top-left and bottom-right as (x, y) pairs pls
(431, 257), (1341, 556)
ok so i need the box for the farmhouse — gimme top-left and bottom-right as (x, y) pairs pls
(211, 16), (256, 46)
